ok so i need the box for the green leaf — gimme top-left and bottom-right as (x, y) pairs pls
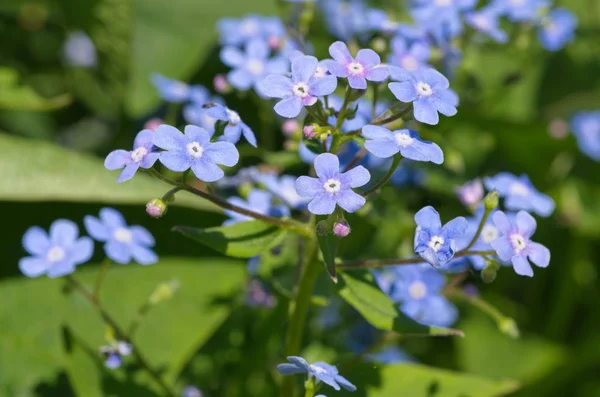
(338, 363), (519, 397)
(318, 233), (339, 282)
(0, 133), (219, 212)
(174, 221), (287, 259)
(0, 67), (72, 111)
(337, 272), (463, 336)
(125, 0), (276, 117)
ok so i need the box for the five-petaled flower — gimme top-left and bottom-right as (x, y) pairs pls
(84, 208), (158, 265)
(277, 356), (356, 392)
(413, 206), (468, 268)
(152, 124), (239, 182)
(490, 210), (550, 277)
(362, 125), (444, 164)
(465, 6), (508, 43)
(388, 67), (458, 125)
(388, 36), (431, 71)
(19, 219), (93, 278)
(325, 41), (389, 89)
(105, 129), (160, 183)
(261, 54), (337, 118)
(204, 103), (258, 147)
(295, 153), (370, 215)
(484, 172), (555, 217)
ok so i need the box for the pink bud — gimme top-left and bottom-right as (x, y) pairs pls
(213, 74), (231, 94)
(267, 35), (281, 50)
(456, 178), (484, 207)
(282, 119), (299, 136)
(548, 119), (569, 139)
(333, 221), (351, 237)
(144, 118), (163, 132)
(303, 125), (316, 139)
(146, 199), (167, 218)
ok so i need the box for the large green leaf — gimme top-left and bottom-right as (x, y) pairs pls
(126, 0), (276, 117)
(174, 221), (287, 259)
(0, 133), (218, 212)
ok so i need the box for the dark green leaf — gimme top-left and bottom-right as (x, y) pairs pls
(318, 233), (339, 282)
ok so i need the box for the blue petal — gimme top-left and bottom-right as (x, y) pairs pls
(515, 211), (537, 237)
(117, 163), (140, 183)
(153, 125), (187, 151)
(100, 208), (127, 229)
(308, 75), (337, 96)
(22, 226), (50, 256)
(335, 374), (357, 392)
(441, 216), (468, 239)
(341, 165), (371, 188)
(362, 125), (393, 140)
(292, 55), (318, 83)
(47, 261), (76, 278)
(512, 255), (533, 277)
(220, 46), (245, 67)
(335, 189), (366, 213)
(105, 241), (132, 264)
(348, 75), (367, 90)
(50, 219), (79, 247)
(133, 129), (154, 149)
(191, 157), (225, 182)
(160, 152), (192, 172)
(314, 153), (340, 180)
(241, 123), (257, 147)
(414, 206), (442, 230)
(274, 96), (303, 118)
(388, 81), (417, 102)
(490, 236), (514, 261)
(413, 98), (439, 125)
(308, 192), (337, 215)
(527, 242), (550, 268)
(277, 363), (306, 375)
(19, 257), (49, 277)
(184, 125), (211, 146)
(492, 211), (512, 234)
(260, 74), (293, 98)
(130, 226), (155, 246)
(205, 141), (240, 167)
(105, 150), (130, 170)
(365, 137), (399, 158)
(131, 244), (158, 265)
(295, 176), (321, 198)
(68, 237), (94, 265)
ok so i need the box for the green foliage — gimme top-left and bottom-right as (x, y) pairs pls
(0, 67), (72, 111)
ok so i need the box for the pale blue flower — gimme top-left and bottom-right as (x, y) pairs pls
(105, 129), (159, 183)
(224, 190), (290, 225)
(325, 41), (389, 89)
(362, 125), (443, 163)
(277, 356), (356, 392)
(538, 8), (577, 51)
(63, 31), (97, 67)
(570, 111), (600, 161)
(484, 172), (555, 217)
(204, 103), (257, 147)
(151, 73), (191, 103)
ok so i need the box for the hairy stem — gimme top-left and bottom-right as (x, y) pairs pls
(337, 250), (496, 270)
(335, 86), (353, 131)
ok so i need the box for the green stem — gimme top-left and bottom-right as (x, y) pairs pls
(93, 258), (111, 297)
(345, 104), (414, 136)
(342, 147), (367, 173)
(362, 154), (402, 196)
(304, 378), (316, 397)
(337, 250), (496, 270)
(464, 206), (492, 251)
(371, 83), (380, 120)
(335, 86), (353, 131)
(148, 169), (311, 237)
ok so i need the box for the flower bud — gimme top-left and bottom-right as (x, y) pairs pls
(456, 178), (484, 207)
(499, 318), (520, 339)
(213, 74), (231, 94)
(483, 190), (499, 211)
(303, 125), (317, 139)
(149, 280), (179, 304)
(333, 221), (351, 237)
(146, 199), (167, 218)
(144, 118), (163, 132)
(282, 119), (299, 136)
(267, 35), (282, 51)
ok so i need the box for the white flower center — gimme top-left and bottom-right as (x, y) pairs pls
(481, 224), (499, 244)
(310, 365), (328, 375)
(510, 182), (529, 196)
(292, 82), (310, 98)
(186, 142), (205, 159)
(408, 280), (428, 300)
(46, 246), (66, 263)
(114, 227), (133, 243)
(472, 14), (490, 30)
(510, 233), (527, 253)
(394, 132), (414, 147)
(347, 62), (364, 76)
(226, 108), (241, 125)
(241, 20), (259, 35)
(130, 147), (148, 162)
(248, 59), (264, 75)
(428, 235), (445, 252)
(401, 55), (419, 71)
(323, 178), (341, 193)
(416, 82), (433, 97)
(314, 66), (327, 78)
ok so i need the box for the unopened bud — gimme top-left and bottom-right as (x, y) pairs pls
(282, 119), (299, 136)
(371, 37), (387, 53)
(267, 35), (282, 51)
(499, 318), (520, 339)
(144, 118), (163, 132)
(149, 280), (179, 304)
(333, 221), (351, 237)
(303, 125), (317, 139)
(146, 199), (167, 218)
(213, 74), (231, 94)
(484, 190), (499, 211)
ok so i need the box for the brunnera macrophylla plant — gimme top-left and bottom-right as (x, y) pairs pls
(25, 0), (579, 395)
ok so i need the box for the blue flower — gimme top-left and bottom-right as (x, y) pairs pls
(152, 125), (239, 182)
(295, 153), (370, 215)
(151, 73), (191, 103)
(181, 385), (203, 397)
(320, 0), (370, 41)
(104, 129), (160, 183)
(390, 160), (426, 187)
(388, 36), (431, 71)
(570, 111), (600, 161)
(410, 0), (476, 42)
(362, 125), (443, 163)
(63, 31), (97, 68)
(484, 172), (555, 217)
(220, 39), (287, 94)
(224, 189), (290, 226)
(367, 8), (400, 33)
(19, 220), (93, 278)
(413, 206), (468, 268)
(388, 67), (457, 125)
(465, 6), (508, 43)
(218, 15), (285, 46)
(261, 55), (337, 118)
(374, 264), (458, 327)
(84, 208), (157, 265)
(277, 356), (357, 392)
(490, 210), (550, 277)
(538, 8), (577, 51)
(492, 0), (548, 22)
(203, 103), (257, 147)
(100, 341), (132, 369)
(257, 174), (311, 210)
(325, 41), (389, 90)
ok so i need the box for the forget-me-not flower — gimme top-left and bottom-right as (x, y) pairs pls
(84, 208), (158, 265)
(218, 15), (285, 46)
(151, 73), (191, 103)
(204, 103), (257, 147)
(325, 41), (389, 90)
(570, 111), (600, 161)
(277, 356), (356, 392)
(465, 6), (508, 43)
(537, 8), (577, 51)
(388, 67), (457, 125)
(410, 0), (476, 41)
(388, 36), (431, 71)
(295, 153), (370, 215)
(490, 210), (550, 277)
(63, 31), (97, 68)
(223, 189), (290, 225)
(320, 0), (370, 41)
(414, 206), (468, 268)
(19, 220), (93, 278)
(362, 125), (443, 164)
(484, 172), (555, 217)
(261, 54), (337, 118)
(104, 129), (160, 183)
(456, 208), (502, 270)
(152, 125), (239, 182)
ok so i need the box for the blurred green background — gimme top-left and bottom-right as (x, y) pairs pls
(1, 0), (600, 396)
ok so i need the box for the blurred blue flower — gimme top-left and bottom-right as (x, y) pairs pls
(367, 8), (400, 33)
(388, 36), (431, 71)
(257, 174), (311, 209)
(100, 341), (132, 369)
(362, 125), (443, 164)
(261, 54), (337, 118)
(224, 189), (290, 225)
(346, 321), (414, 364)
(105, 129), (159, 183)
(63, 31), (97, 68)
(84, 208), (157, 265)
(246, 279), (276, 308)
(325, 41), (389, 89)
(181, 385), (203, 397)
(277, 356), (357, 391)
(374, 264), (458, 327)
(204, 103), (258, 147)
(390, 161), (426, 187)
(456, 178), (484, 207)
(492, 0), (548, 22)
(465, 6), (508, 43)
(388, 67), (457, 125)
(295, 153), (370, 215)
(538, 8), (577, 51)
(319, 0), (370, 41)
(218, 14), (286, 47)
(215, 166), (263, 189)
(491, 210), (550, 277)
(151, 73), (191, 103)
(19, 220), (93, 278)
(455, 207), (501, 270)
(152, 125), (239, 182)
(411, 0), (476, 42)
(570, 111), (600, 161)
(484, 172), (555, 217)
(414, 206), (468, 268)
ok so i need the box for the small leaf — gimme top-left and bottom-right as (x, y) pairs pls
(318, 233), (339, 282)
(174, 221), (287, 258)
